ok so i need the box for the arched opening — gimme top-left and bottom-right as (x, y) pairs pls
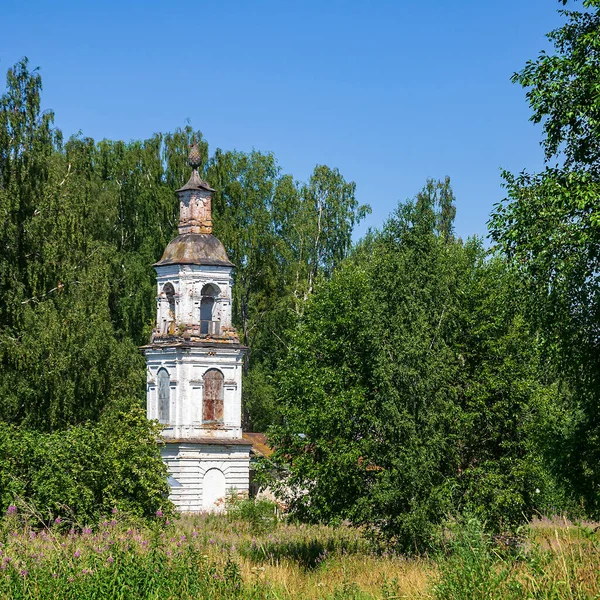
(200, 283), (220, 335)
(162, 283), (175, 334)
(203, 368), (224, 423)
(157, 368), (170, 424)
(203, 468), (226, 510)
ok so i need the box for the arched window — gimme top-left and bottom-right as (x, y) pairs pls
(162, 283), (175, 334)
(203, 369), (224, 423)
(200, 284), (220, 334)
(157, 368), (170, 424)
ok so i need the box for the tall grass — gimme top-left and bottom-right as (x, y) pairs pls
(1, 503), (599, 599)
(434, 516), (600, 600)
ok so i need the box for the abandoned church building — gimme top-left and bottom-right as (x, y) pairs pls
(142, 143), (251, 511)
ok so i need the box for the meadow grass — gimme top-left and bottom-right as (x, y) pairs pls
(0, 505), (599, 599)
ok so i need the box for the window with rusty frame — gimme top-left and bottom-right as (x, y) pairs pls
(203, 368), (224, 423)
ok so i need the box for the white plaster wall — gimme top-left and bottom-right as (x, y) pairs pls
(155, 264), (233, 330)
(162, 443), (251, 512)
(145, 345), (244, 440)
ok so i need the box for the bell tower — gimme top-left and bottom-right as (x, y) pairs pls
(143, 143), (250, 512)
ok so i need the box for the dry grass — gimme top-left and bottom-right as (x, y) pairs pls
(236, 554), (433, 599)
(175, 513), (433, 599)
(3, 507), (600, 599)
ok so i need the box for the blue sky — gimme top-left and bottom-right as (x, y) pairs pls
(1, 0), (565, 241)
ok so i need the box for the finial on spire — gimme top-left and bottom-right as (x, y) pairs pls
(188, 142), (202, 169)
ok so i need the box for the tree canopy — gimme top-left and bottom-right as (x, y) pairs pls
(490, 0), (600, 513)
(269, 183), (565, 550)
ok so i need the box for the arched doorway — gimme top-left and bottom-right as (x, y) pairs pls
(203, 468), (226, 510)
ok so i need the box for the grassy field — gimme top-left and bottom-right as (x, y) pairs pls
(1, 503), (599, 599)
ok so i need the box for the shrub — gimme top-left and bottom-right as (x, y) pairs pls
(0, 407), (171, 524)
(226, 497), (279, 534)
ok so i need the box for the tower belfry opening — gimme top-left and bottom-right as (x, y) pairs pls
(142, 142), (250, 512)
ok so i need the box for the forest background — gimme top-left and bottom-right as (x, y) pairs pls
(1, 0), (600, 553)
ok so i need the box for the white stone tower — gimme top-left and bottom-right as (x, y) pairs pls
(143, 142), (251, 512)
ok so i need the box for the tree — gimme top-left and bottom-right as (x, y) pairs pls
(489, 0), (600, 513)
(270, 181), (560, 551)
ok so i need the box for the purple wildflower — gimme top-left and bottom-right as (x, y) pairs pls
(74, 550), (81, 558)
(155, 509), (163, 517)
(111, 507), (118, 514)
(6, 505), (17, 516)
(192, 531), (198, 538)
(54, 517), (62, 525)
(20, 569), (28, 578)
(107, 556), (114, 564)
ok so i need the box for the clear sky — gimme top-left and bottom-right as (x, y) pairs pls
(1, 0), (565, 241)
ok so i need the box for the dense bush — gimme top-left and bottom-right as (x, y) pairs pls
(0, 408), (171, 523)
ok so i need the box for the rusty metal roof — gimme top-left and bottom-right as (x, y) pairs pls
(175, 168), (215, 193)
(154, 233), (234, 268)
(242, 432), (274, 458)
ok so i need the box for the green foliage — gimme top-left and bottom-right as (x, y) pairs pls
(434, 518), (511, 600)
(226, 497), (280, 535)
(270, 180), (563, 551)
(490, 0), (600, 516)
(0, 408), (171, 523)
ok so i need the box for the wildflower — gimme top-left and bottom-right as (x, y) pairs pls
(20, 569), (28, 578)
(54, 517), (62, 525)
(82, 568), (92, 575)
(192, 531), (198, 538)
(111, 507), (118, 514)
(209, 538), (215, 544)
(180, 534), (186, 540)
(82, 527), (92, 535)
(6, 505), (17, 516)
(74, 550), (81, 558)
(29, 531), (36, 539)
(110, 520), (117, 527)
(155, 509), (163, 517)
(107, 556), (114, 564)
